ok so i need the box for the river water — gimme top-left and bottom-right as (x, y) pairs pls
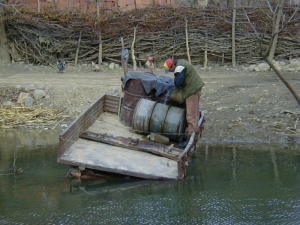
(0, 129), (299, 224)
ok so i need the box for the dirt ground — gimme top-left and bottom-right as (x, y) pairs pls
(0, 62), (299, 145)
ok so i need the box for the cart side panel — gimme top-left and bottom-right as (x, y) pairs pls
(57, 94), (106, 158)
(104, 95), (121, 114)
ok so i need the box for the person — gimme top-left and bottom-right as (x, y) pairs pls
(164, 58), (204, 148)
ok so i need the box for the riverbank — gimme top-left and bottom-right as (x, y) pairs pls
(0, 62), (299, 144)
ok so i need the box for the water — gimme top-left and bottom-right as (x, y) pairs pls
(0, 130), (299, 224)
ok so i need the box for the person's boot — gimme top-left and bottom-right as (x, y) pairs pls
(178, 134), (190, 148)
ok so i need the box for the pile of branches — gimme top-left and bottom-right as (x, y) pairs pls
(5, 5), (299, 66)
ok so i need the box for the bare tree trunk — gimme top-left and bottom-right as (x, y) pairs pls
(0, 1), (11, 63)
(265, 57), (300, 106)
(84, 0), (90, 13)
(95, 0), (102, 63)
(67, 0), (70, 12)
(96, 0), (100, 17)
(116, 0), (119, 11)
(231, 0), (236, 68)
(266, 0), (285, 61)
(52, 0), (58, 11)
(37, 0), (40, 12)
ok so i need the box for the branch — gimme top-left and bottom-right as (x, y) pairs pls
(265, 57), (300, 107)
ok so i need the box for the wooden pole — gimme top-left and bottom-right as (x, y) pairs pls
(204, 31), (208, 68)
(185, 17), (191, 63)
(75, 32), (82, 67)
(120, 37), (128, 75)
(222, 53), (224, 66)
(98, 31), (102, 63)
(131, 26), (138, 71)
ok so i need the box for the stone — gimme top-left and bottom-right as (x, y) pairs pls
(279, 61), (286, 66)
(24, 84), (35, 91)
(248, 65), (256, 71)
(257, 63), (270, 71)
(286, 68), (296, 72)
(17, 92), (30, 104)
(33, 90), (46, 100)
(148, 132), (169, 144)
(108, 63), (115, 70)
(24, 96), (34, 107)
(289, 58), (300, 67)
(3, 101), (12, 105)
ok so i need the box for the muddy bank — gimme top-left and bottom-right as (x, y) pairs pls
(0, 63), (299, 144)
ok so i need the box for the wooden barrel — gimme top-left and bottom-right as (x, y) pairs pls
(132, 99), (187, 141)
(119, 79), (154, 126)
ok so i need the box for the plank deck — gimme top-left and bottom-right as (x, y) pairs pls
(58, 138), (179, 180)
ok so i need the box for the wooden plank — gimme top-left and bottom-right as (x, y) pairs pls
(104, 95), (120, 114)
(58, 104), (104, 156)
(105, 94), (120, 102)
(80, 131), (182, 160)
(59, 138), (179, 180)
(104, 102), (119, 112)
(58, 95), (105, 157)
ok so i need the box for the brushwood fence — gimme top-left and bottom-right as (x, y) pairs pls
(5, 6), (299, 67)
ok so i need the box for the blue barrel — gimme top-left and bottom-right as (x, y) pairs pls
(132, 99), (186, 141)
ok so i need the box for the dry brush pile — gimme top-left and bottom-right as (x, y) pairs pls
(4, 5), (299, 67)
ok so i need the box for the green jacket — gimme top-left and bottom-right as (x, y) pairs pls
(172, 59), (204, 101)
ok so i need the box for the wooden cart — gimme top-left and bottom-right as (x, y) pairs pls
(57, 94), (204, 180)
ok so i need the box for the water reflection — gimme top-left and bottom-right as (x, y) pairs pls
(0, 130), (299, 224)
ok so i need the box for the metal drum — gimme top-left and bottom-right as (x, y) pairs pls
(132, 98), (156, 133)
(120, 79), (154, 126)
(132, 99), (187, 141)
(149, 103), (170, 133)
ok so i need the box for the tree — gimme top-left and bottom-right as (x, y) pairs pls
(264, 0), (285, 61)
(0, 0), (11, 63)
(231, 0), (236, 67)
(243, 0), (300, 106)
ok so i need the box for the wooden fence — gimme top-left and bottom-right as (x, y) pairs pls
(5, 6), (299, 67)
